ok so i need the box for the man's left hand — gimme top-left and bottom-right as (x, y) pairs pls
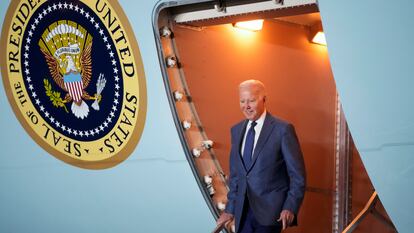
(277, 209), (295, 230)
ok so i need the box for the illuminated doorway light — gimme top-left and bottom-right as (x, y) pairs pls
(312, 31), (327, 45)
(233, 19), (264, 31)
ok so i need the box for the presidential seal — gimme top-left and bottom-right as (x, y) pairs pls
(0, 0), (147, 169)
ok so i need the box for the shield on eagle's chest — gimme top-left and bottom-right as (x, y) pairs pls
(63, 73), (84, 103)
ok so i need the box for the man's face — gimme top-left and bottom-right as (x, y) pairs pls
(239, 86), (265, 121)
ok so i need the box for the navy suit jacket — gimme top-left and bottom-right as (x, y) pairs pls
(225, 113), (306, 232)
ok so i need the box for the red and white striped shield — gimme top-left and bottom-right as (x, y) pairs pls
(63, 73), (84, 103)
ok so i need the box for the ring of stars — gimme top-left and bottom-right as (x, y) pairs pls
(22, 2), (122, 139)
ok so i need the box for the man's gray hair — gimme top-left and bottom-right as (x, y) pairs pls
(239, 79), (266, 97)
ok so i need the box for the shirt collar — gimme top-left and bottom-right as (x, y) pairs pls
(249, 110), (266, 126)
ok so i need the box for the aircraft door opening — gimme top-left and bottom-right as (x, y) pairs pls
(153, 1), (396, 232)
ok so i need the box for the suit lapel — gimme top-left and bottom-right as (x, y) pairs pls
(247, 114), (275, 172)
(236, 120), (249, 171)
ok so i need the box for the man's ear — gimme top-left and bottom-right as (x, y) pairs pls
(263, 96), (267, 103)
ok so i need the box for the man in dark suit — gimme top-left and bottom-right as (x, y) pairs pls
(217, 80), (306, 233)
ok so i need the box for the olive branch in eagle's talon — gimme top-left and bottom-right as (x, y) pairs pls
(43, 78), (69, 113)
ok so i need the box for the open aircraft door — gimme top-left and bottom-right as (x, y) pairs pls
(318, 1), (414, 232)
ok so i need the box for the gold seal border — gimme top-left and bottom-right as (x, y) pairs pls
(0, 0), (147, 169)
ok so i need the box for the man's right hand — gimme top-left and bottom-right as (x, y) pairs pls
(216, 212), (234, 226)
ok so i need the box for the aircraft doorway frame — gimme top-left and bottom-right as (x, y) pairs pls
(152, 1), (352, 232)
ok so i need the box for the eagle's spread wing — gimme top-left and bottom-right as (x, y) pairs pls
(40, 49), (66, 91)
(80, 42), (92, 89)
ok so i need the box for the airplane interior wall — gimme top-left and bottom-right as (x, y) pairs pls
(172, 19), (336, 233)
(172, 17), (393, 233)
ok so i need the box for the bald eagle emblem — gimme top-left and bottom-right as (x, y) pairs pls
(39, 21), (106, 119)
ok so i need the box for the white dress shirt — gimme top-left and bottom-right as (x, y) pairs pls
(241, 110), (267, 158)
